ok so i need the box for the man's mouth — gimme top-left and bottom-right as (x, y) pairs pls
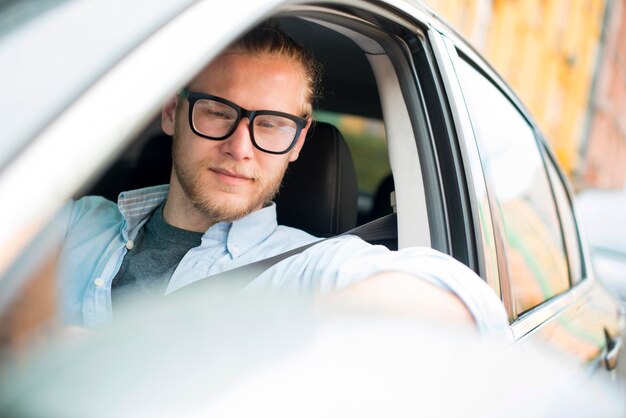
(210, 167), (254, 185)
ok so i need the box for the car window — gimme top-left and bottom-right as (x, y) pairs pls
(456, 58), (570, 316)
(545, 156), (584, 284)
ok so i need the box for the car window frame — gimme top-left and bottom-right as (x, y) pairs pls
(427, 30), (503, 301)
(456, 54), (574, 312)
(445, 40), (599, 336)
(540, 136), (588, 285)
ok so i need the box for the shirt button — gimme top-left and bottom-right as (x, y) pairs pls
(231, 245), (239, 253)
(94, 277), (105, 287)
(125, 240), (134, 250)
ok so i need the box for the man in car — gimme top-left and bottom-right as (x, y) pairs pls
(57, 23), (510, 340)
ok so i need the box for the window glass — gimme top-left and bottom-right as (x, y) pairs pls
(314, 111), (391, 221)
(456, 58), (570, 315)
(545, 158), (584, 284)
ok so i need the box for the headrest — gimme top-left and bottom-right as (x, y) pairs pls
(276, 121), (357, 237)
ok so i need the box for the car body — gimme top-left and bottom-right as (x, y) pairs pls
(577, 187), (626, 302)
(0, 0), (624, 413)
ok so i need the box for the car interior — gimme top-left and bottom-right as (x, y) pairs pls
(2, 8), (447, 352)
(81, 13), (434, 253)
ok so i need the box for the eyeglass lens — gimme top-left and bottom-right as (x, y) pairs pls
(192, 98), (298, 153)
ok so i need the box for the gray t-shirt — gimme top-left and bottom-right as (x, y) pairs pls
(111, 203), (203, 311)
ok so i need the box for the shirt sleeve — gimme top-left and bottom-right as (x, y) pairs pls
(250, 235), (512, 341)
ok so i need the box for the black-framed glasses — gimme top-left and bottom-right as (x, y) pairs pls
(180, 89), (308, 155)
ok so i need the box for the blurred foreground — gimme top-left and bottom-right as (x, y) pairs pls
(1, 288), (624, 418)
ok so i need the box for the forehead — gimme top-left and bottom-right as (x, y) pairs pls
(189, 54), (308, 114)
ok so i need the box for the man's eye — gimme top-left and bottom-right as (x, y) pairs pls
(205, 109), (231, 119)
(256, 117), (296, 132)
(257, 119), (277, 129)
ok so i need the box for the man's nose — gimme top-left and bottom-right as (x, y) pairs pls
(219, 118), (255, 160)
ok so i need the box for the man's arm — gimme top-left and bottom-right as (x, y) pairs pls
(316, 271), (475, 331)
(251, 235), (512, 341)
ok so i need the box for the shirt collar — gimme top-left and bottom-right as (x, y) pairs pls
(117, 185), (169, 238)
(203, 203), (278, 259)
(117, 185), (279, 258)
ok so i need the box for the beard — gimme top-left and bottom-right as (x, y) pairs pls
(171, 135), (288, 225)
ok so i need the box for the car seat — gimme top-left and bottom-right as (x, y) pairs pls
(368, 174), (395, 222)
(276, 121), (357, 237)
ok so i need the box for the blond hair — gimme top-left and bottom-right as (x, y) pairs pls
(226, 22), (322, 117)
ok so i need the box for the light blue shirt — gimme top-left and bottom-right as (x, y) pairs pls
(58, 185), (511, 340)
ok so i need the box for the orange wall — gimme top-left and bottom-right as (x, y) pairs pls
(426, 0), (607, 178)
(581, 0), (626, 188)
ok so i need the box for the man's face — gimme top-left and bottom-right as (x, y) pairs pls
(162, 53), (310, 224)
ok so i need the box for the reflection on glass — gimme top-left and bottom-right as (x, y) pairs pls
(457, 59), (569, 315)
(546, 161), (583, 284)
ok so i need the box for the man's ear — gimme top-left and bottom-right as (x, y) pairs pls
(288, 118), (313, 162)
(161, 96), (179, 136)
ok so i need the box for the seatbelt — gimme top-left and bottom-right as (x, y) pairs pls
(172, 213), (397, 294)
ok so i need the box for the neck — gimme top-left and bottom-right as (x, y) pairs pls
(163, 182), (215, 233)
